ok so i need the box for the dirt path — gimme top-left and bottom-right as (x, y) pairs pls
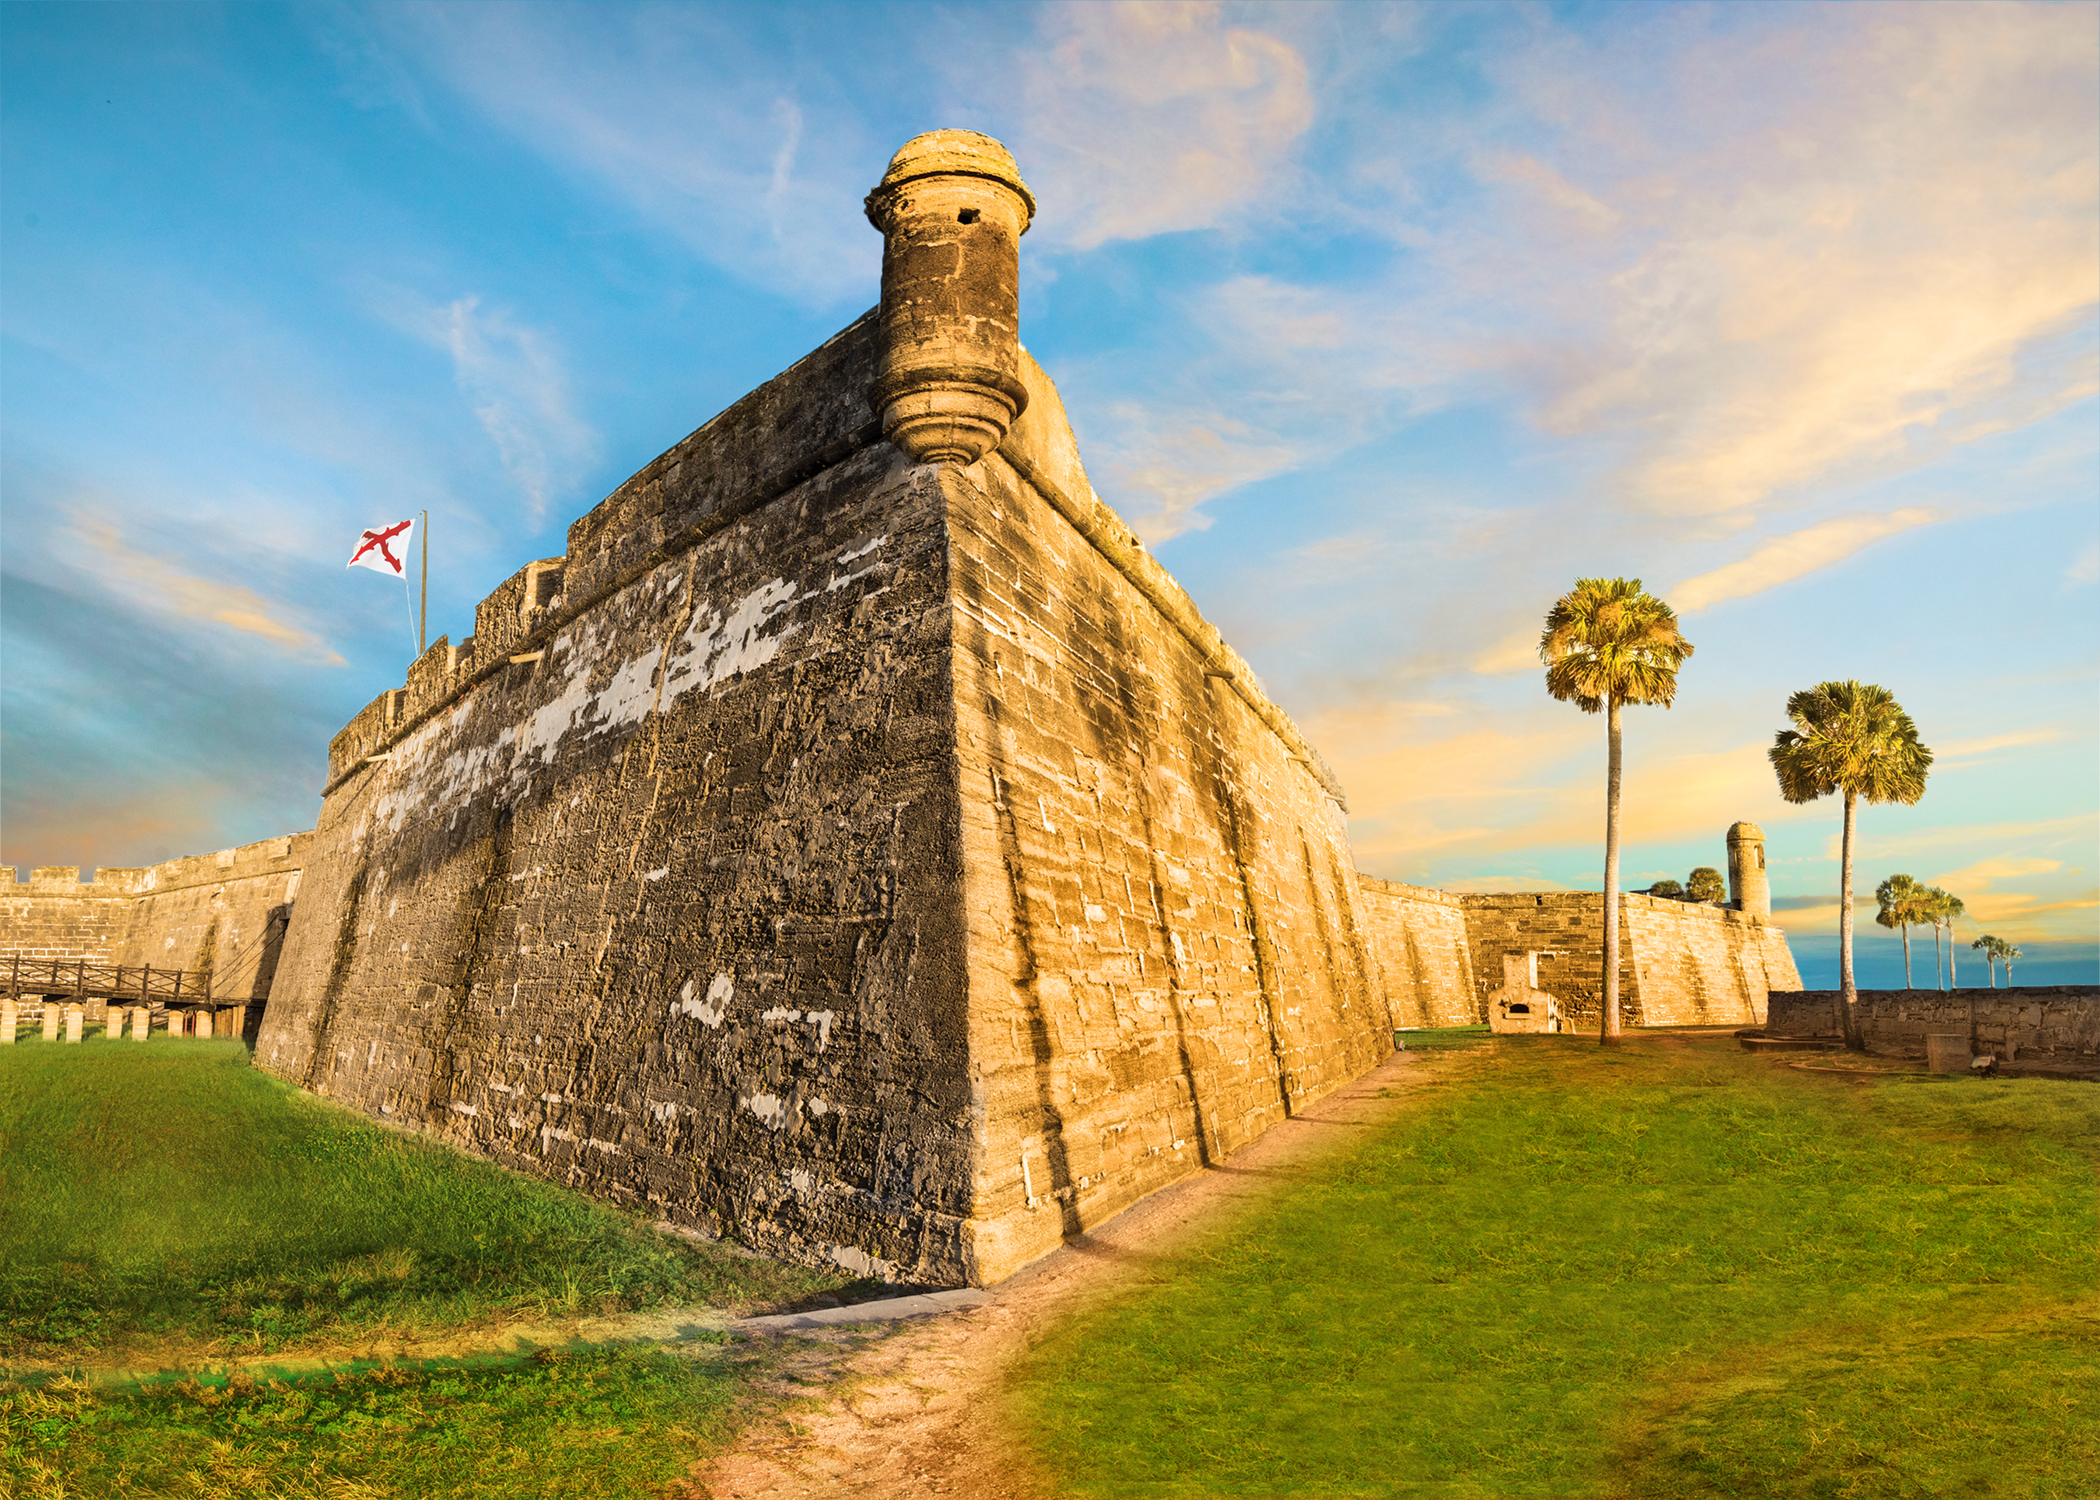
(692, 1047), (1439, 1500)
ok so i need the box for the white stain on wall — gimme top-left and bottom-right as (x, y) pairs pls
(369, 572), (802, 833)
(672, 972), (734, 1026)
(743, 1093), (789, 1130)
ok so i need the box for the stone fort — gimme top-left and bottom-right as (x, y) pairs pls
(2, 133), (1798, 1288)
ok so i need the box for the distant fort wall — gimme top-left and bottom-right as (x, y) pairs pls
(2, 834), (309, 1003)
(1353, 884), (1802, 1030)
(1355, 879), (1478, 1029)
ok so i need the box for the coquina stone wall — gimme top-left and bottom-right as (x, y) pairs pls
(1355, 879), (1478, 1028)
(253, 306), (1392, 1288)
(1617, 894), (1801, 1027)
(2, 834), (308, 1002)
(1767, 986), (2099, 1058)
(950, 359), (1388, 1276)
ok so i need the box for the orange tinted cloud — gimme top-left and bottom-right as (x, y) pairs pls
(78, 518), (344, 660)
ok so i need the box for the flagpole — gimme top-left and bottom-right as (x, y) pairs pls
(418, 508), (429, 657)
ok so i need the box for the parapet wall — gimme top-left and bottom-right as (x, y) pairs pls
(1, 834), (309, 1001)
(1767, 987), (2100, 1057)
(1356, 878), (1478, 1027)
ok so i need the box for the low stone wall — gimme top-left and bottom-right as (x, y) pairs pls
(1766, 987), (2100, 1058)
(1357, 878), (1480, 1027)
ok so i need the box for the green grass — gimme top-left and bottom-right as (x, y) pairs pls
(2, 1345), (768, 1499)
(1010, 1036), (2100, 1499)
(0, 1040), (852, 1364)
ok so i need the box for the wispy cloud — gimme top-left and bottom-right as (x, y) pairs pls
(1474, 630), (1541, 678)
(1014, 1), (1313, 250)
(74, 518), (343, 661)
(369, 3), (882, 304)
(0, 778), (233, 875)
(1114, 2), (2097, 544)
(1095, 406), (1298, 544)
(1490, 4), (2099, 520)
(1935, 727), (2067, 760)
(1670, 509), (1946, 613)
(1926, 856), (2098, 942)
(436, 297), (597, 520)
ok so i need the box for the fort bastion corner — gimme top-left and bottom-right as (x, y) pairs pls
(2, 130), (1802, 1289)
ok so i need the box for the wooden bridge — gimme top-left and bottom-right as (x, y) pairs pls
(5, 954), (217, 1006)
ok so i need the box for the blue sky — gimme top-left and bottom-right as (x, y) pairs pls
(4, 1), (2095, 986)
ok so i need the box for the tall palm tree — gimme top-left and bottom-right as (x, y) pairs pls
(2001, 939), (2022, 986)
(1874, 873), (1928, 988)
(1541, 578), (1694, 1046)
(1938, 892), (1965, 988)
(1769, 681), (1932, 1052)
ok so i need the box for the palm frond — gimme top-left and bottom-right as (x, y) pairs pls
(1766, 680), (1932, 807)
(1539, 577), (1693, 711)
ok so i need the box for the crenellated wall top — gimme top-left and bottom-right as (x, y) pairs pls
(4, 832), (311, 901)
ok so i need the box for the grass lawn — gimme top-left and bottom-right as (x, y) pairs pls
(1010, 1034), (2100, 1499)
(1, 1038), (863, 1498)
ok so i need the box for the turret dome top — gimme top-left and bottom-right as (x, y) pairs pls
(866, 130), (1035, 227)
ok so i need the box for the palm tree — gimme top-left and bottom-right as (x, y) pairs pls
(1938, 892), (1965, 988)
(1970, 934), (1999, 987)
(2001, 939), (2022, 986)
(1648, 878), (1685, 898)
(1769, 682), (1932, 1052)
(1686, 866), (1727, 903)
(1920, 888), (1964, 989)
(1542, 578), (1694, 1046)
(1875, 873), (1928, 987)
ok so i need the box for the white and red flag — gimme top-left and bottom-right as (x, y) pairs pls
(347, 519), (414, 577)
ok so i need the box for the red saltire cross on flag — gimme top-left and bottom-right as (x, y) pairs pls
(348, 519), (414, 577)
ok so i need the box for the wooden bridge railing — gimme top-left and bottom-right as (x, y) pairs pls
(4, 954), (213, 1005)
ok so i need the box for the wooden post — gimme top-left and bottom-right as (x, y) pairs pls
(75, 959), (85, 1000)
(9, 953), (19, 998)
(142, 965), (151, 1004)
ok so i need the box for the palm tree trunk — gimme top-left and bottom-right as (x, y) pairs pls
(1933, 923), (1944, 989)
(1601, 696), (1623, 1046)
(1838, 789), (1863, 1051)
(1900, 925), (1912, 988)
